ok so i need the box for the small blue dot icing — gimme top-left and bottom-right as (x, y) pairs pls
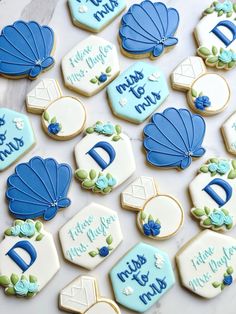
(68, 0), (126, 32)
(110, 242), (175, 313)
(107, 62), (169, 124)
(0, 108), (35, 172)
(0, 21), (55, 79)
(119, 0), (180, 59)
(6, 156), (72, 221)
(143, 108), (206, 170)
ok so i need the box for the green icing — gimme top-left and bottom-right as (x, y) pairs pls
(89, 235), (113, 258)
(86, 121), (122, 141)
(203, 1), (236, 17)
(90, 66), (112, 85)
(4, 219), (44, 241)
(199, 158), (236, 179)
(212, 266), (234, 290)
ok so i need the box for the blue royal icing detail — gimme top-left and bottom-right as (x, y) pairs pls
(0, 108), (35, 172)
(119, 0), (180, 58)
(0, 21), (55, 79)
(107, 62), (169, 123)
(110, 242), (175, 312)
(86, 141), (116, 171)
(211, 20), (236, 48)
(143, 108), (206, 170)
(68, 0), (126, 32)
(6, 156), (72, 221)
(203, 178), (232, 207)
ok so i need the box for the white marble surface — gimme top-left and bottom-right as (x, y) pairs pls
(0, 0), (236, 313)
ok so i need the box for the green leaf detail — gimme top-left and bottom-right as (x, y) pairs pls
(198, 47), (211, 57)
(35, 221), (42, 232)
(29, 275), (37, 283)
(115, 125), (122, 134)
(212, 46), (218, 55)
(89, 251), (98, 257)
(228, 170), (236, 179)
(90, 78), (97, 84)
(217, 60), (226, 67)
(5, 287), (16, 295)
(75, 169), (88, 180)
(205, 7), (214, 14)
(232, 160), (236, 170)
(193, 208), (206, 217)
(108, 246), (113, 251)
(82, 180), (95, 189)
(103, 187), (112, 194)
(221, 283), (225, 290)
(191, 88), (198, 98)
(89, 169), (97, 180)
(234, 3), (236, 12)
(218, 10), (224, 16)
(212, 282), (221, 288)
(148, 215), (154, 222)
(106, 235), (113, 245)
(36, 233), (44, 241)
(210, 158), (218, 163)
(86, 127), (95, 134)
(27, 292), (35, 298)
(0, 276), (10, 287)
(106, 66), (112, 73)
(226, 223), (233, 230)
(221, 208), (229, 215)
(227, 11), (233, 18)
(141, 211), (147, 220)
(10, 274), (19, 285)
(14, 220), (24, 226)
(227, 266), (234, 275)
(200, 166), (209, 173)
(228, 61), (236, 69)
(207, 56), (218, 64)
(106, 173), (112, 179)
(51, 117), (57, 124)
(204, 207), (211, 215)
(4, 228), (12, 236)
(43, 111), (50, 122)
(112, 135), (121, 142)
(203, 218), (212, 226)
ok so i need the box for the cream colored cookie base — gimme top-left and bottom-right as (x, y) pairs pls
(221, 112), (236, 155)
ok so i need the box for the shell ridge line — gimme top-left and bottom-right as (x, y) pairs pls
(8, 186), (49, 205)
(0, 46), (34, 65)
(58, 163), (72, 196)
(39, 26), (47, 59)
(147, 151), (184, 167)
(153, 2), (165, 36)
(143, 1), (163, 39)
(178, 110), (191, 150)
(191, 116), (206, 151)
(26, 22), (40, 60)
(44, 159), (58, 201)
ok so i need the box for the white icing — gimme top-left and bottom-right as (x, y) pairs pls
(221, 112), (236, 154)
(122, 286), (134, 296)
(155, 253), (165, 269)
(79, 5), (88, 13)
(148, 72), (161, 81)
(13, 118), (24, 130)
(86, 301), (119, 314)
(119, 97), (127, 107)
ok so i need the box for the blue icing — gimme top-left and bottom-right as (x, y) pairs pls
(119, 1), (179, 58)
(68, 0), (126, 32)
(143, 108), (206, 170)
(0, 21), (55, 79)
(6, 156), (72, 221)
(107, 62), (169, 123)
(0, 108), (35, 171)
(110, 242), (175, 312)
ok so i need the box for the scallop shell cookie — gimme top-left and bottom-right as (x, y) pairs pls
(121, 177), (184, 240)
(171, 56), (230, 115)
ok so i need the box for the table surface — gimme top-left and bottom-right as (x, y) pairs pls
(0, 0), (236, 313)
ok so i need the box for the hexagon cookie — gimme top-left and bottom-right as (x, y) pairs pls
(176, 230), (236, 298)
(68, 0), (126, 33)
(59, 203), (123, 270)
(190, 158), (236, 231)
(74, 121), (135, 194)
(62, 36), (120, 96)
(0, 108), (35, 172)
(110, 242), (175, 313)
(195, 1), (236, 71)
(60, 276), (121, 314)
(107, 62), (169, 124)
(0, 219), (60, 298)
(221, 111), (236, 154)
(121, 177), (184, 240)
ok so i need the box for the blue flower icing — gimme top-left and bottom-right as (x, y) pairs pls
(119, 1), (180, 58)
(6, 156), (72, 221)
(143, 108), (206, 170)
(0, 21), (55, 79)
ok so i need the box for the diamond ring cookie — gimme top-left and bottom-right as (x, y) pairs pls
(6, 156), (72, 221)
(68, 0), (126, 33)
(0, 21), (55, 80)
(195, 1), (236, 71)
(143, 108), (206, 170)
(60, 276), (121, 314)
(62, 36), (120, 96)
(171, 57), (230, 115)
(74, 121), (135, 194)
(190, 157), (236, 231)
(176, 230), (236, 298)
(221, 112), (236, 154)
(59, 203), (123, 270)
(119, 0), (180, 60)
(121, 177), (184, 240)
(0, 219), (60, 298)
(110, 242), (175, 312)
(0, 108), (35, 172)
(107, 62), (169, 124)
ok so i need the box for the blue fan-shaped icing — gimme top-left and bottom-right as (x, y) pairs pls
(119, 0), (179, 58)
(143, 108), (206, 170)
(6, 156), (72, 221)
(0, 21), (55, 79)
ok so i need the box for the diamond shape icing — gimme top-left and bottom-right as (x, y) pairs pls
(221, 112), (236, 155)
(59, 203), (123, 270)
(0, 108), (35, 171)
(176, 230), (236, 298)
(110, 242), (175, 312)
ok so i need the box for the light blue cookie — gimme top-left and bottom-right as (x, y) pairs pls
(107, 62), (169, 124)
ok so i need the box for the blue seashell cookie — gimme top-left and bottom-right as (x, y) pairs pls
(119, 0), (180, 59)
(143, 108), (206, 170)
(0, 21), (55, 80)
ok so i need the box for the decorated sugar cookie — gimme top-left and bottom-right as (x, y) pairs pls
(221, 112), (236, 154)
(110, 242), (175, 312)
(26, 79), (62, 114)
(190, 157), (236, 231)
(195, 1), (236, 70)
(107, 62), (169, 124)
(121, 177), (184, 240)
(68, 0), (126, 33)
(6, 156), (72, 221)
(171, 57), (230, 115)
(143, 108), (206, 170)
(0, 108), (35, 172)
(119, 1), (180, 60)
(62, 36), (120, 96)
(60, 276), (121, 314)
(0, 21), (55, 80)
(59, 203), (123, 270)
(0, 219), (60, 298)
(176, 230), (236, 298)
(75, 121), (135, 194)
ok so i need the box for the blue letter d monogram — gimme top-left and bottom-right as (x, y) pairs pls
(211, 20), (236, 47)
(203, 178), (232, 207)
(86, 141), (116, 170)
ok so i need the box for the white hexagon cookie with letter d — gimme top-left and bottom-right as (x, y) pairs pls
(190, 157), (236, 231)
(74, 121), (135, 194)
(59, 203), (123, 270)
(0, 219), (60, 298)
(176, 230), (236, 298)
